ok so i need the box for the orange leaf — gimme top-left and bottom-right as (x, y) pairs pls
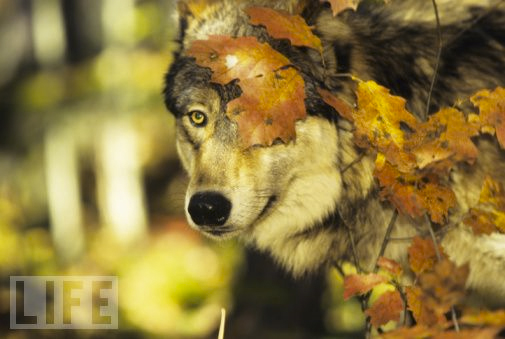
(461, 309), (505, 326)
(418, 259), (469, 311)
(408, 236), (444, 275)
(464, 176), (505, 234)
(414, 107), (480, 170)
(432, 328), (501, 339)
(323, 0), (360, 16)
(246, 6), (323, 53)
(317, 87), (354, 122)
(365, 290), (403, 328)
(187, 35), (307, 147)
(471, 87), (505, 149)
(463, 208), (498, 235)
(405, 286), (446, 327)
(375, 155), (456, 224)
(343, 273), (387, 300)
(381, 325), (434, 339)
(377, 257), (403, 278)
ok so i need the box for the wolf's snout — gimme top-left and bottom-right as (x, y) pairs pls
(188, 192), (232, 226)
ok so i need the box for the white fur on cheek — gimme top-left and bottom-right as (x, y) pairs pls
(245, 117), (343, 276)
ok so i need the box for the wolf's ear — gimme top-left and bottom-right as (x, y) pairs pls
(176, 0), (218, 45)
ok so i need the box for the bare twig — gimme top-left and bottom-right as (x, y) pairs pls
(424, 0), (443, 120)
(345, 223), (363, 274)
(341, 152), (366, 174)
(373, 210), (398, 273)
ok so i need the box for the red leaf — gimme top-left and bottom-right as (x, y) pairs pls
(408, 236), (444, 275)
(343, 273), (387, 300)
(317, 87), (354, 122)
(377, 257), (403, 278)
(365, 290), (403, 328)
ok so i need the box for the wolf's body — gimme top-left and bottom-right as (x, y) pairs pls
(164, 0), (505, 306)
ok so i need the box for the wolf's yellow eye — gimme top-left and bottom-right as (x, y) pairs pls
(189, 110), (207, 127)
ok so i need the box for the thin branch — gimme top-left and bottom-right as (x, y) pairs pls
(424, 0), (443, 121)
(373, 210), (398, 273)
(345, 223), (363, 274)
(341, 152), (366, 174)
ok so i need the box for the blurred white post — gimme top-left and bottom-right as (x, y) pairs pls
(45, 126), (85, 263)
(97, 120), (148, 244)
(32, 0), (66, 66)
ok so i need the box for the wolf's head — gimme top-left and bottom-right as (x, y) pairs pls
(163, 0), (366, 274)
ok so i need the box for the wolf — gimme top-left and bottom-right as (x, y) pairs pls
(164, 0), (505, 306)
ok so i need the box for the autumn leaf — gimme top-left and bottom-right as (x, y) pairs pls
(471, 87), (505, 149)
(187, 35), (290, 84)
(323, 0), (360, 16)
(406, 286), (446, 327)
(381, 325), (434, 339)
(464, 176), (505, 234)
(463, 209), (498, 235)
(432, 328), (501, 339)
(365, 290), (403, 328)
(461, 309), (505, 326)
(317, 87), (354, 121)
(408, 236), (444, 275)
(375, 154), (456, 224)
(246, 6), (323, 53)
(414, 107), (480, 170)
(418, 259), (469, 311)
(343, 273), (387, 300)
(354, 80), (420, 172)
(377, 257), (403, 278)
(187, 35), (307, 147)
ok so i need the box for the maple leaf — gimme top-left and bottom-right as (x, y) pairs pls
(365, 290), (403, 328)
(246, 6), (323, 53)
(343, 273), (387, 300)
(461, 309), (505, 326)
(323, 0), (360, 16)
(414, 107), (480, 170)
(377, 257), (403, 278)
(464, 176), (505, 234)
(471, 87), (505, 149)
(418, 259), (469, 311)
(187, 35), (307, 147)
(408, 236), (445, 275)
(375, 154), (456, 224)
(381, 325), (434, 339)
(317, 87), (354, 122)
(354, 80), (420, 172)
(432, 328), (501, 339)
(405, 286), (446, 327)
(463, 209), (498, 235)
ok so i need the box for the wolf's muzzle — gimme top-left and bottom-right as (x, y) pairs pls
(188, 191), (232, 227)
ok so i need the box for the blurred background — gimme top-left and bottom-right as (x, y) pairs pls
(0, 0), (364, 338)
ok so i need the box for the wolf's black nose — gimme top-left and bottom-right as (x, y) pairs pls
(188, 192), (231, 226)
